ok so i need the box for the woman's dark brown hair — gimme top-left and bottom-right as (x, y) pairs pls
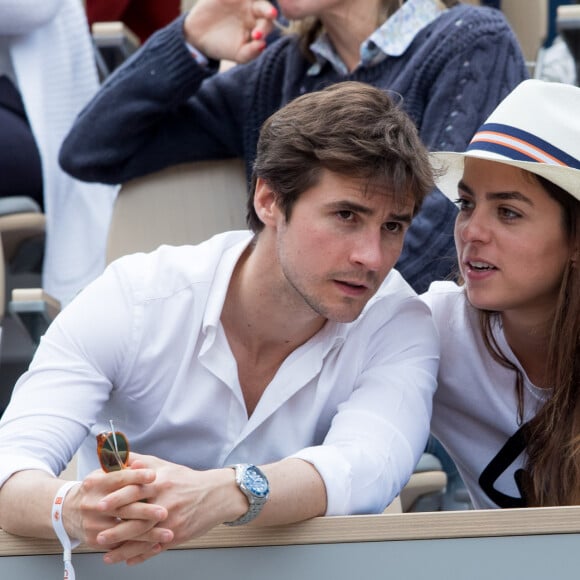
(478, 175), (580, 506)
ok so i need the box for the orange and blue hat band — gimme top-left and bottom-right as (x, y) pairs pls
(467, 123), (580, 169)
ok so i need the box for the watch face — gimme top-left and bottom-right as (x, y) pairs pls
(242, 465), (269, 498)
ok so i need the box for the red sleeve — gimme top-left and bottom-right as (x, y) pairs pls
(85, 0), (131, 24)
(124, 0), (181, 42)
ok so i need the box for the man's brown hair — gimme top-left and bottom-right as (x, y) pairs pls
(247, 81), (434, 233)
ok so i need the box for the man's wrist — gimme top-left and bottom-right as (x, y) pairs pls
(224, 464), (270, 526)
(52, 481), (82, 578)
(59, 480), (83, 542)
(224, 468), (251, 523)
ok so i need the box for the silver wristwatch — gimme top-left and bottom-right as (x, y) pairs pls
(225, 463), (270, 526)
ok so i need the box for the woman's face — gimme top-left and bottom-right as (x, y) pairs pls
(454, 158), (572, 320)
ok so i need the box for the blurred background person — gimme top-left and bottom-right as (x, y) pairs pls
(0, 0), (117, 306)
(61, 0), (528, 294)
(535, 0), (579, 85)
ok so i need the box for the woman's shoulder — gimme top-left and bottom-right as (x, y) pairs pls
(427, 3), (519, 46)
(420, 281), (471, 323)
(437, 3), (514, 29)
(421, 280), (463, 302)
(420, 282), (482, 353)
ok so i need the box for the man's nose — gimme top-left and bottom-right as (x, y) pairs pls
(350, 230), (384, 271)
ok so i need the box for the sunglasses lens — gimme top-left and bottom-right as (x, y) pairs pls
(97, 431), (129, 472)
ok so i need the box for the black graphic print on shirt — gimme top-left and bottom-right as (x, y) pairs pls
(479, 423), (529, 508)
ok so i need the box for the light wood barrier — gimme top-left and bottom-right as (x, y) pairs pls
(2, 507), (580, 579)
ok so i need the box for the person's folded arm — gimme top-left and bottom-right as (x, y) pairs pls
(59, 15), (258, 185)
(90, 454), (325, 566)
(0, 257), (144, 538)
(291, 294), (439, 515)
(0, 468), (168, 547)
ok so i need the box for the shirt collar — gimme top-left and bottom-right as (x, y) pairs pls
(201, 234), (352, 353)
(307, 0), (445, 76)
(202, 234), (254, 340)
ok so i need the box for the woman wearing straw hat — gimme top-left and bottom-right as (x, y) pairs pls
(424, 79), (580, 509)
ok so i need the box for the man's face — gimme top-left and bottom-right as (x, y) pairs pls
(270, 169), (414, 323)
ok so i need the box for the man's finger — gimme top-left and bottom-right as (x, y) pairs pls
(103, 540), (164, 565)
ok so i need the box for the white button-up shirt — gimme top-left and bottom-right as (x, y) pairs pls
(0, 231), (438, 515)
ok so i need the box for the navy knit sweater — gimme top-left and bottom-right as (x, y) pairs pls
(60, 4), (527, 292)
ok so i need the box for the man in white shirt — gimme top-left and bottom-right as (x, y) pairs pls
(0, 81), (439, 566)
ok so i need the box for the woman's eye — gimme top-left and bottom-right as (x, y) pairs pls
(498, 207), (521, 220)
(453, 197), (473, 211)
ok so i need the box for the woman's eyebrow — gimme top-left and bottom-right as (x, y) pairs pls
(457, 179), (533, 206)
(486, 191), (534, 206)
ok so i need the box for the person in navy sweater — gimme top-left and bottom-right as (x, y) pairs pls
(60, 0), (528, 293)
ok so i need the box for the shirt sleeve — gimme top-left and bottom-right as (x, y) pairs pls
(0, 258), (140, 487)
(291, 291), (439, 515)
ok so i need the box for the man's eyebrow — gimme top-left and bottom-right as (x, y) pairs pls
(390, 211), (413, 224)
(327, 201), (413, 222)
(327, 200), (374, 215)
(457, 179), (534, 206)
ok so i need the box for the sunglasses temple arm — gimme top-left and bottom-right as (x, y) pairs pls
(109, 420), (126, 469)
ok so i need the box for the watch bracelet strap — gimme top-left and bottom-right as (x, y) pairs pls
(224, 464), (268, 526)
(224, 496), (265, 526)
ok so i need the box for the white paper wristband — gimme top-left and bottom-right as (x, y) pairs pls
(52, 480), (82, 580)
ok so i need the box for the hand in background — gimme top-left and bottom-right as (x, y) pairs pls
(184, 0), (279, 63)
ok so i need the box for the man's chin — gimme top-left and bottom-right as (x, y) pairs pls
(325, 306), (366, 324)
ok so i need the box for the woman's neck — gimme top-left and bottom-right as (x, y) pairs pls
(321, 2), (384, 72)
(501, 311), (553, 388)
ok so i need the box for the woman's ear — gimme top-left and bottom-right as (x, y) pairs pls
(253, 177), (278, 226)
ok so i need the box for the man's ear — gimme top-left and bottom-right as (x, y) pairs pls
(253, 177), (278, 227)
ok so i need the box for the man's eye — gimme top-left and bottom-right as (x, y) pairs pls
(384, 222), (402, 233)
(337, 210), (354, 221)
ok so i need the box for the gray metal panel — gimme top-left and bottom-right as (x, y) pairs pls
(1, 533), (577, 580)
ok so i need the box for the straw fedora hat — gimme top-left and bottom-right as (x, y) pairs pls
(431, 79), (580, 203)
